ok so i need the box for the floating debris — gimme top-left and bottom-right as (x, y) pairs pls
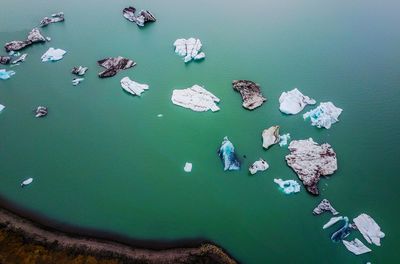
(171, 85), (220, 112)
(303, 102), (343, 129)
(97, 56), (135, 78)
(40, 12), (65, 27)
(232, 80), (266, 110)
(173, 38), (205, 63)
(279, 88), (316, 115)
(218, 137), (240, 171)
(120, 77), (149, 96)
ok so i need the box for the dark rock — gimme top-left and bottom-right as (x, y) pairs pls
(232, 80), (266, 110)
(0, 56), (11, 65)
(4, 28), (46, 52)
(97, 56), (136, 78)
(40, 12), (65, 27)
(313, 199), (339, 215)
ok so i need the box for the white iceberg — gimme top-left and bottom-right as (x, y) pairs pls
(120, 77), (149, 96)
(21, 177), (33, 187)
(0, 69), (16, 80)
(0, 104), (5, 112)
(279, 88), (316, 114)
(249, 158), (269, 175)
(353, 213), (385, 246)
(184, 162), (192, 172)
(323, 216), (344, 229)
(12, 53), (27, 64)
(303, 102), (343, 129)
(343, 239), (372, 255)
(72, 78), (84, 86)
(171, 85), (220, 112)
(41, 47), (66, 62)
(262, 126), (280, 149)
(173, 38), (205, 63)
(273, 178), (300, 194)
(279, 133), (291, 147)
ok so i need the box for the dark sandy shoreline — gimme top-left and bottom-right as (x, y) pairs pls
(0, 197), (237, 263)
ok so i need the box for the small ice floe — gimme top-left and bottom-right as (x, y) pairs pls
(35, 106), (48, 117)
(120, 77), (149, 96)
(331, 216), (352, 242)
(303, 102), (343, 129)
(262, 125), (280, 149)
(8, 51), (20, 57)
(12, 53), (27, 64)
(323, 216), (344, 229)
(279, 88), (316, 115)
(353, 213), (385, 246)
(184, 162), (192, 172)
(157, 114), (163, 118)
(41, 47), (66, 62)
(171, 85), (220, 112)
(71, 66), (88, 76)
(273, 178), (300, 194)
(249, 158), (269, 175)
(173, 38), (205, 63)
(0, 56), (11, 65)
(123, 7), (156, 27)
(218, 137), (240, 171)
(40, 12), (65, 27)
(0, 69), (15, 80)
(46, 37), (51, 41)
(313, 199), (339, 215)
(279, 133), (291, 147)
(343, 239), (372, 255)
(0, 104), (5, 112)
(72, 78), (84, 86)
(21, 178), (33, 187)
(97, 56), (136, 78)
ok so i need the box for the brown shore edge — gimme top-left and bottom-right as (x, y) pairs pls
(0, 196), (237, 264)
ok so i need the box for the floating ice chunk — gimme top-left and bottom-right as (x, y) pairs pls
(21, 178), (33, 187)
(173, 38), (205, 63)
(12, 53), (27, 64)
(343, 239), (372, 255)
(171, 85), (220, 112)
(157, 114), (163, 117)
(184, 162), (192, 172)
(353, 214), (385, 246)
(0, 69), (15, 80)
(279, 133), (291, 147)
(273, 178), (300, 194)
(41, 47), (66, 62)
(0, 104), (5, 112)
(331, 216), (351, 242)
(218, 137), (240, 171)
(120, 77), (149, 96)
(313, 199), (339, 215)
(262, 125), (280, 149)
(71, 66), (88, 76)
(40, 12), (65, 27)
(0, 56), (11, 65)
(303, 102), (343, 129)
(323, 216), (344, 229)
(72, 78), (84, 86)
(35, 106), (48, 117)
(249, 158), (269, 175)
(123, 7), (156, 27)
(232, 80), (266, 110)
(279, 88), (316, 115)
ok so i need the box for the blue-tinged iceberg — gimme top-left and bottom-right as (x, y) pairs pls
(0, 69), (15, 80)
(41, 47), (66, 62)
(331, 216), (351, 242)
(273, 178), (300, 194)
(218, 137), (240, 171)
(303, 102), (343, 129)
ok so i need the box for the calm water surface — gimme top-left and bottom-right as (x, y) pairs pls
(0, 0), (399, 263)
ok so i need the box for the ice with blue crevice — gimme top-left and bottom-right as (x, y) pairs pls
(218, 137), (240, 171)
(303, 102), (343, 129)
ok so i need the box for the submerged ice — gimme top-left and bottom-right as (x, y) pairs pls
(218, 137), (240, 171)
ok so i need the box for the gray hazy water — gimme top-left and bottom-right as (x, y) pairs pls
(0, 0), (399, 263)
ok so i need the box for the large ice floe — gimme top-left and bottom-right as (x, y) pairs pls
(218, 137), (240, 171)
(171, 85), (220, 112)
(313, 199), (339, 215)
(173, 38), (205, 63)
(97, 56), (136, 78)
(41, 48), (66, 62)
(262, 125), (280, 149)
(39, 12), (65, 27)
(353, 213), (385, 246)
(232, 80), (266, 110)
(4, 28), (47, 52)
(279, 88), (316, 114)
(343, 239), (372, 255)
(120, 77), (149, 96)
(123, 7), (156, 27)
(285, 138), (337, 195)
(303, 102), (343, 129)
(249, 158), (269, 175)
(0, 69), (15, 80)
(331, 216), (352, 242)
(273, 179), (300, 194)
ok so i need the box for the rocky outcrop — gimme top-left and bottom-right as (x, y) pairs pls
(249, 159), (269, 174)
(232, 80), (266, 110)
(171, 85), (220, 112)
(173, 38), (205, 63)
(218, 137), (240, 171)
(0, 56), (11, 64)
(35, 106), (48, 118)
(4, 28), (46, 52)
(313, 199), (339, 215)
(285, 138), (337, 195)
(303, 102), (343, 129)
(71, 66), (88, 76)
(40, 12), (65, 27)
(353, 213), (385, 246)
(279, 88), (316, 115)
(123, 7), (156, 27)
(120, 77), (149, 96)
(262, 125), (280, 149)
(97, 56), (136, 78)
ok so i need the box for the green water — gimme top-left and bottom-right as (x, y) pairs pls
(1, 0), (399, 263)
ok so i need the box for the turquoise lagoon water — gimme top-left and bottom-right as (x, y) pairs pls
(0, 0), (399, 263)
